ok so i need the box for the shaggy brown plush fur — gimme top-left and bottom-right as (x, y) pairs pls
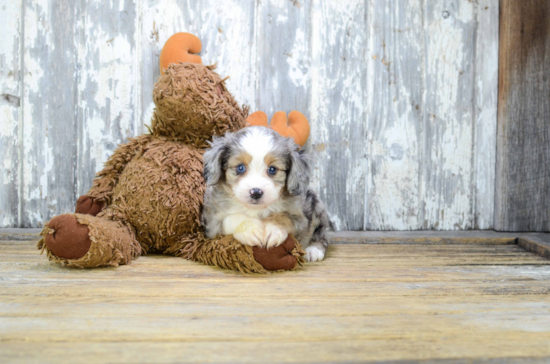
(37, 62), (305, 273)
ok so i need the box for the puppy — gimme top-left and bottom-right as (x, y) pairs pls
(202, 126), (332, 262)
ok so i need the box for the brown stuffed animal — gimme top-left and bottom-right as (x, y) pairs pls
(37, 33), (306, 273)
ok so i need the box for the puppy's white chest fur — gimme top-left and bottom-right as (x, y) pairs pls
(224, 199), (289, 220)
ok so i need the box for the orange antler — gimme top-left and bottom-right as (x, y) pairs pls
(246, 110), (310, 147)
(159, 33), (202, 73)
(246, 111), (269, 128)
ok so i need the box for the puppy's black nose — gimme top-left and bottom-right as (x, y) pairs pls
(250, 188), (263, 200)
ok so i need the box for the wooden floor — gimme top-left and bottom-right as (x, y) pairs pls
(2, 235), (550, 363)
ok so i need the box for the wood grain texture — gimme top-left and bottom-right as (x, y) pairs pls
(0, 1), (501, 229)
(364, 0), (499, 231)
(75, 0), (141, 198)
(518, 234), (550, 260)
(309, 1), (368, 230)
(0, 0), (22, 227)
(365, 0), (425, 230)
(255, 0), (310, 116)
(495, 0), (550, 232)
(332, 229), (518, 245)
(1, 240), (550, 363)
(422, 0), (477, 230)
(21, 0), (80, 226)
(474, 0), (499, 229)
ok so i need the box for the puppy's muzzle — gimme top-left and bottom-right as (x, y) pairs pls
(249, 188), (263, 200)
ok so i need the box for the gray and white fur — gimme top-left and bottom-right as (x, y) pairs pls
(202, 126), (333, 262)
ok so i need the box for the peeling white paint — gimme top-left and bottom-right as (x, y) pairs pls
(473, 0), (499, 229)
(74, 0), (141, 204)
(276, 14), (288, 24)
(310, 0), (368, 230)
(79, 22), (135, 172)
(286, 29), (309, 88)
(142, 101), (156, 130)
(0, 0), (499, 229)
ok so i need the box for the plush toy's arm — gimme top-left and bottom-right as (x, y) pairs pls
(165, 233), (305, 273)
(86, 135), (154, 204)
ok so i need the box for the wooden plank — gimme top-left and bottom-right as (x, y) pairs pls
(518, 234), (550, 260)
(308, 1), (368, 230)
(2, 291), (550, 316)
(365, 0), (425, 230)
(332, 230), (517, 244)
(0, 230), (41, 241)
(0, 228), (41, 240)
(473, 0), (499, 229)
(5, 247), (549, 272)
(2, 240), (531, 254)
(4, 273), (550, 299)
(2, 310), (550, 342)
(255, 0), (310, 116)
(2, 244), (550, 284)
(422, 0), (477, 230)
(1, 242), (550, 363)
(3, 263), (549, 285)
(495, 0), (550, 231)
(74, 0), (142, 197)
(21, 0), (80, 226)
(2, 291), (550, 307)
(364, 1), (498, 231)
(140, 0), (256, 129)
(1, 342), (550, 364)
(0, 0), (22, 227)
(0, 228), (521, 243)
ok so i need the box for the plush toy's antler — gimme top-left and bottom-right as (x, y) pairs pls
(159, 32), (202, 73)
(246, 111), (269, 127)
(159, 32), (311, 147)
(247, 111), (310, 147)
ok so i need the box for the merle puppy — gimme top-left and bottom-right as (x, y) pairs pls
(202, 126), (332, 262)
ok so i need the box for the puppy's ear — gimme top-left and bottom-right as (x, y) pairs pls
(287, 147), (311, 195)
(203, 135), (229, 185)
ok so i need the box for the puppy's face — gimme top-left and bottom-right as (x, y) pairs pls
(225, 134), (287, 209)
(204, 126), (310, 209)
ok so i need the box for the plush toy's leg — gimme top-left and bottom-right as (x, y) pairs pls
(38, 212), (141, 268)
(164, 233), (305, 274)
(75, 195), (105, 216)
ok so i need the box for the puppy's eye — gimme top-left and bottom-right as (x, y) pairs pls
(267, 166), (277, 175)
(236, 164), (246, 175)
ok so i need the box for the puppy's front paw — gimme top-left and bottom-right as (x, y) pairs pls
(305, 244), (326, 262)
(234, 220), (265, 247)
(264, 223), (288, 249)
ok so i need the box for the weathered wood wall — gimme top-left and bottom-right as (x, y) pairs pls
(0, 0), (499, 230)
(495, 0), (550, 232)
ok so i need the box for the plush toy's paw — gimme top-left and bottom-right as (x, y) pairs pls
(305, 243), (326, 262)
(75, 195), (105, 216)
(253, 235), (302, 271)
(234, 220), (265, 247)
(264, 223), (288, 249)
(44, 214), (91, 260)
